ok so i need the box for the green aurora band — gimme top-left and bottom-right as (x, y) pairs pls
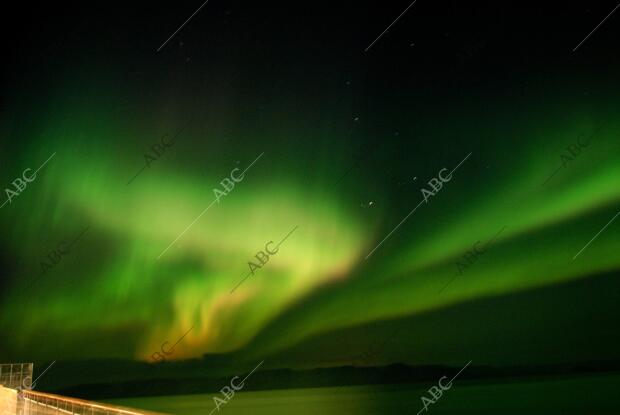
(0, 77), (619, 368)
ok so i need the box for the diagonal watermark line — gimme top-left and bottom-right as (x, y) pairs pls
(208, 361), (264, 415)
(365, 0), (419, 52)
(126, 165), (149, 186)
(541, 164), (564, 187)
(1, 152), (56, 209)
(335, 152), (368, 185)
(573, 210), (620, 260)
(67, 226), (91, 250)
(170, 325), (195, 350)
(335, 163), (358, 185)
(157, 198), (218, 260)
(448, 359), (472, 383)
(365, 152), (472, 260)
(31, 361), (56, 389)
(157, 0), (211, 52)
(20, 225), (91, 293)
(483, 225), (507, 250)
(230, 270), (253, 294)
(415, 360), (471, 415)
(240, 360), (265, 383)
(542, 124), (604, 186)
(573, 3), (620, 52)
(127, 121), (192, 186)
(438, 226), (505, 294)
(448, 152), (472, 177)
(275, 225), (299, 248)
(365, 199), (425, 260)
(437, 272), (459, 295)
(230, 226), (298, 293)
(157, 153), (264, 260)
(239, 152), (265, 176)
(33, 152), (57, 175)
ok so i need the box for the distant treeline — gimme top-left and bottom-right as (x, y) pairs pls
(39, 359), (620, 400)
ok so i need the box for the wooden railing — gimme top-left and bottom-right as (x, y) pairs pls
(18, 390), (166, 415)
(0, 364), (33, 391)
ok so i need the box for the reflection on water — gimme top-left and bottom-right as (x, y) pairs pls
(107, 374), (620, 415)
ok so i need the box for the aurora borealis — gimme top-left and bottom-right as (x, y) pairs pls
(1, 0), (619, 393)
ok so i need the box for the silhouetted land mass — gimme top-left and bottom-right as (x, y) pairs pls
(30, 358), (620, 400)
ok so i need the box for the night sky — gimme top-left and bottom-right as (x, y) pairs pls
(0, 0), (619, 377)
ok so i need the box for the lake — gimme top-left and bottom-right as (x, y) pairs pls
(106, 373), (620, 414)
